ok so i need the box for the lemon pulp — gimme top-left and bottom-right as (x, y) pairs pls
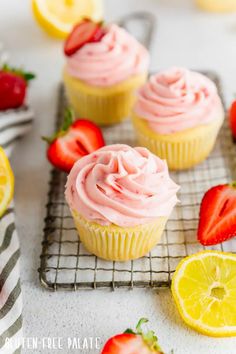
(171, 251), (236, 337)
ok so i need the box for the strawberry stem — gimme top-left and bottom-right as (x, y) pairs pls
(81, 17), (104, 27)
(1, 64), (35, 84)
(124, 318), (164, 353)
(42, 108), (75, 144)
(230, 181), (236, 189)
(136, 318), (148, 334)
(61, 108), (74, 131)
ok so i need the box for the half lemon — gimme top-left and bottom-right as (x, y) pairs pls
(32, 0), (103, 39)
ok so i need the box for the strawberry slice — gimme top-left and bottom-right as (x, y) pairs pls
(43, 109), (105, 173)
(229, 100), (236, 142)
(64, 19), (106, 56)
(101, 318), (164, 354)
(198, 183), (236, 245)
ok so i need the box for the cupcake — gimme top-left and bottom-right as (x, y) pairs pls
(65, 144), (179, 261)
(63, 20), (149, 126)
(132, 67), (224, 170)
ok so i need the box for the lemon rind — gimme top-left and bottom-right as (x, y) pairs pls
(0, 147), (14, 218)
(32, 0), (103, 39)
(171, 250), (236, 337)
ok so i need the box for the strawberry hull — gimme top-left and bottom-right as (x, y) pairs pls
(101, 318), (164, 354)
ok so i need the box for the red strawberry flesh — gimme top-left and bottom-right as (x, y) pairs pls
(101, 318), (163, 354)
(229, 101), (236, 141)
(0, 71), (26, 110)
(102, 334), (148, 354)
(92, 26), (107, 42)
(198, 184), (236, 245)
(45, 115), (105, 173)
(64, 20), (106, 56)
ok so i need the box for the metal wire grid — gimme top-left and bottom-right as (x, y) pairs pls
(39, 73), (236, 291)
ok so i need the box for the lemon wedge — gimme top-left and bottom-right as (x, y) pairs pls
(171, 251), (236, 337)
(32, 0), (103, 39)
(0, 147), (14, 218)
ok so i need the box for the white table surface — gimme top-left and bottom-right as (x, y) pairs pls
(1, 0), (236, 353)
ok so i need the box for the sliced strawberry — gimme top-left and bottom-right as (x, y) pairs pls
(229, 100), (236, 142)
(64, 19), (106, 56)
(101, 319), (164, 354)
(198, 183), (236, 245)
(43, 109), (105, 173)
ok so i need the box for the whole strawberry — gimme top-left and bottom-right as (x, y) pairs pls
(43, 109), (105, 173)
(0, 64), (35, 111)
(229, 100), (236, 142)
(198, 183), (236, 245)
(101, 318), (164, 354)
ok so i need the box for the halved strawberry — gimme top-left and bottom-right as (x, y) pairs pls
(229, 100), (236, 142)
(64, 19), (106, 56)
(198, 183), (236, 245)
(43, 109), (105, 173)
(101, 318), (164, 354)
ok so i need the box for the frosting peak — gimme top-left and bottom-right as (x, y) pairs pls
(134, 67), (223, 134)
(65, 24), (149, 87)
(65, 144), (179, 227)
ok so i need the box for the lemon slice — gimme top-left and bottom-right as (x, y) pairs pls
(0, 147), (14, 218)
(171, 251), (236, 337)
(32, 0), (103, 39)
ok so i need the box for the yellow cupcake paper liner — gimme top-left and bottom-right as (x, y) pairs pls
(72, 212), (167, 261)
(63, 69), (147, 126)
(196, 0), (236, 12)
(132, 114), (224, 170)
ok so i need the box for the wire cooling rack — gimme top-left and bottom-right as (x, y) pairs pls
(38, 73), (236, 291)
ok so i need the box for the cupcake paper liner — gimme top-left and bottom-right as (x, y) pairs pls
(132, 114), (224, 170)
(63, 69), (147, 126)
(72, 212), (167, 261)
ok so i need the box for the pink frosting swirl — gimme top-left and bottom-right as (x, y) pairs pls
(65, 144), (179, 227)
(134, 67), (224, 134)
(65, 24), (149, 87)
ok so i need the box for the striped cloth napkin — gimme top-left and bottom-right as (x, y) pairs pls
(0, 108), (34, 157)
(0, 207), (22, 354)
(0, 43), (34, 353)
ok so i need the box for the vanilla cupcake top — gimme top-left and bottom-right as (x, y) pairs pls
(66, 24), (149, 87)
(134, 67), (223, 134)
(65, 144), (179, 227)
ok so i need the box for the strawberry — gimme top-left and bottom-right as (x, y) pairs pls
(229, 100), (236, 142)
(64, 19), (106, 56)
(101, 318), (164, 354)
(0, 64), (35, 110)
(43, 109), (105, 173)
(198, 183), (236, 245)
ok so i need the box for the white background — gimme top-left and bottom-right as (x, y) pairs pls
(1, 0), (236, 353)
